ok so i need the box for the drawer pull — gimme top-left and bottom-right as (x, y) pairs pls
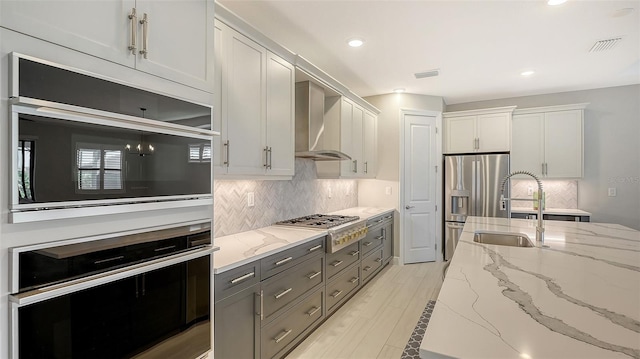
(94, 255), (124, 265)
(307, 271), (321, 280)
(375, 258), (383, 263)
(376, 219), (384, 223)
(307, 306), (321, 316)
(275, 288), (293, 299)
(349, 250), (359, 257)
(331, 260), (343, 267)
(275, 257), (293, 266)
(363, 241), (373, 247)
(308, 244), (322, 252)
(375, 236), (384, 241)
(349, 277), (359, 284)
(230, 272), (255, 284)
(154, 245), (176, 252)
(331, 290), (343, 298)
(385, 215), (392, 219)
(363, 266), (372, 272)
(274, 329), (293, 343)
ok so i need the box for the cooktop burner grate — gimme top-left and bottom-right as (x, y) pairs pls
(275, 214), (360, 229)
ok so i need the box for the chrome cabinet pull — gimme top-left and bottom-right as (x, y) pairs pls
(128, 8), (137, 54)
(375, 258), (382, 263)
(375, 235), (384, 241)
(275, 256), (293, 266)
(331, 290), (342, 298)
(352, 160), (358, 173)
(94, 255), (124, 265)
(363, 266), (372, 272)
(256, 290), (264, 320)
(376, 218), (384, 223)
(363, 241), (373, 247)
(264, 146), (269, 168)
(230, 272), (255, 284)
(349, 250), (359, 257)
(384, 215), (392, 219)
(349, 277), (359, 284)
(307, 306), (320, 316)
(308, 244), (322, 252)
(153, 245), (176, 252)
(223, 140), (229, 166)
(382, 228), (386, 238)
(275, 288), (292, 299)
(139, 13), (149, 58)
(331, 260), (343, 267)
(307, 271), (321, 280)
(274, 329), (293, 343)
(364, 161), (368, 174)
(268, 146), (272, 169)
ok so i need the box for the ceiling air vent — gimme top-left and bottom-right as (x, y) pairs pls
(414, 69), (440, 79)
(589, 37), (622, 52)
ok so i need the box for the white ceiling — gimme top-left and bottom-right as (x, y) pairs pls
(218, 0), (640, 105)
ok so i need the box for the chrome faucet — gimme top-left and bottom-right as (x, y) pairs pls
(499, 171), (545, 246)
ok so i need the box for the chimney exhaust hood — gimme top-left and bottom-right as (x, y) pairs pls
(295, 81), (351, 161)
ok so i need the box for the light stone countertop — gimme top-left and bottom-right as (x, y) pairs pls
(420, 216), (640, 359)
(213, 207), (394, 274)
(512, 206), (592, 216)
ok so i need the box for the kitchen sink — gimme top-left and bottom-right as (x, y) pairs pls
(473, 231), (534, 247)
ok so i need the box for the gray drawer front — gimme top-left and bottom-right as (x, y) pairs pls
(214, 261), (260, 302)
(261, 237), (325, 279)
(361, 228), (384, 256)
(262, 255), (324, 322)
(326, 241), (360, 280)
(261, 288), (324, 359)
(361, 249), (383, 282)
(326, 263), (360, 311)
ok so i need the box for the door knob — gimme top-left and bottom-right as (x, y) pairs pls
(405, 205), (415, 210)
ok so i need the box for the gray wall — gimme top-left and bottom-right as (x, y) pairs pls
(446, 85), (640, 230)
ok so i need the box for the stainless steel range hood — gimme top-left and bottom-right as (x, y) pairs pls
(295, 81), (351, 161)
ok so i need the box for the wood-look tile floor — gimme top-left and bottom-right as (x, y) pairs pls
(285, 261), (447, 359)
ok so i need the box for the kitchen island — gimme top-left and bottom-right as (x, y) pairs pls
(421, 216), (640, 359)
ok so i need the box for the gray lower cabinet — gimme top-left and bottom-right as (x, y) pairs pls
(326, 262), (360, 313)
(325, 241), (360, 281)
(214, 283), (260, 359)
(382, 219), (393, 264)
(361, 248), (384, 283)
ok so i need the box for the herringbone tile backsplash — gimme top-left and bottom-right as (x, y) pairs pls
(511, 179), (578, 209)
(214, 159), (358, 237)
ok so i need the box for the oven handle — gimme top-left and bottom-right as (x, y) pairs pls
(10, 246), (218, 307)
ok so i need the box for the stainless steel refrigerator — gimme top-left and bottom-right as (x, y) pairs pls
(444, 153), (510, 260)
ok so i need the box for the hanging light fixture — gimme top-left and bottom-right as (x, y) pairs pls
(126, 108), (155, 156)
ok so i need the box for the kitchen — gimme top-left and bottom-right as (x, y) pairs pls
(0, 0), (639, 359)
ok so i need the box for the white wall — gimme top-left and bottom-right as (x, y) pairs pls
(446, 85), (640, 230)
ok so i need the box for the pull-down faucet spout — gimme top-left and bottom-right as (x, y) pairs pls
(500, 170), (545, 246)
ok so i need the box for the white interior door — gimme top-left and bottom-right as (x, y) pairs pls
(403, 113), (437, 264)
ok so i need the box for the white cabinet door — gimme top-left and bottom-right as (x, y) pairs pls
(0, 0), (136, 68)
(512, 113), (544, 175)
(224, 26), (266, 175)
(340, 99), (356, 177)
(363, 111), (377, 178)
(265, 51), (295, 176)
(544, 110), (583, 178)
(213, 22), (225, 172)
(135, 0), (214, 92)
(445, 116), (475, 153)
(352, 105), (364, 175)
(477, 113), (510, 152)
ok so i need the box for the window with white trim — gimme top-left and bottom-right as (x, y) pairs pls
(188, 143), (211, 163)
(76, 143), (123, 191)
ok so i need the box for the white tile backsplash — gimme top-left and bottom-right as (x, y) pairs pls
(511, 179), (578, 209)
(213, 159), (357, 237)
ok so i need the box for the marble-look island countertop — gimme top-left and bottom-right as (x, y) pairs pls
(213, 207), (394, 274)
(421, 217), (640, 359)
(512, 207), (592, 216)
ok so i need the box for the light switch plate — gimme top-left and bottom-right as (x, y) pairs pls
(608, 188), (617, 197)
(247, 192), (255, 207)
(527, 187), (533, 196)
(385, 186), (392, 195)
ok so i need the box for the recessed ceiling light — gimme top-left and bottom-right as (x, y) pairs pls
(548, 0), (567, 5)
(393, 88), (406, 94)
(521, 70), (535, 77)
(348, 38), (364, 47)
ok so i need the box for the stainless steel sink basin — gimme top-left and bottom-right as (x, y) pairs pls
(473, 231), (534, 247)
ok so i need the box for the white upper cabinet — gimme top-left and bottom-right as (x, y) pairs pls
(443, 107), (516, 154)
(512, 104), (587, 178)
(214, 20), (294, 179)
(0, 0), (214, 92)
(363, 110), (377, 178)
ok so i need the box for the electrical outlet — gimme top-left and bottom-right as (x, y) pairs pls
(327, 187), (332, 198)
(247, 192), (255, 207)
(608, 188), (617, 197)
(527, 187), (533, 196)
(385, 186), (392, 195)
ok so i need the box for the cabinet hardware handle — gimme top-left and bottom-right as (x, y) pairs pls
(94, 255), (124, 265)
(349, 250), (359, 256)
(364, 161), (368, 174)
(190, 238), (210, 246)
(141, 273), (146, 295)
(256, 290), (264, 320)
(366, 224), (373, 229)
(384, 215), (392, 219)
(307, 307), (320, 316)
(541, 163), (545, 176)
(264, 146), (269, 168)
(375, 258), (382, 263)
(544, 163), (548, 175)
(382, 228), (386, 238)
(349, 277), (359, 284)
(376, 218), (384, 223)
(375, 236), (384, 241)
(139, 13), (149, 58)
(274, 329), (293, 343)
(363, 266), (372, 272)
(223, 140), (229, 166)
(128, 8), (137, 54)
(268, 146), (272, 169)
(307, 271), (321, 279)
(230, 272), (255, 284)
(363, 241), (373, 247)
(477, 138), (480, 150)
(331, 290), (342, 298)
(275, 288), (293, 299)
(275, 256), (293, 266)
(331, 260), (343, 267)
(353, 159), (358, 173)
(153, 245), (176, 252)
(308, 244), (322, 252)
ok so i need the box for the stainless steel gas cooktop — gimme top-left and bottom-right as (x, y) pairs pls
(275, 214), (359, 229)
(275, 214), (367, 253)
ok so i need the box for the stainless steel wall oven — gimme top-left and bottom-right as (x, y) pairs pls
(9, 220), (215, 359)
(8, 53), (216, 223)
